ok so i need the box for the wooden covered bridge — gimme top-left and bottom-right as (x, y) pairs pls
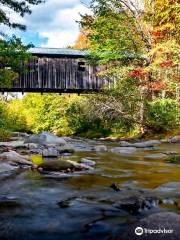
(0, 48), (111, 93)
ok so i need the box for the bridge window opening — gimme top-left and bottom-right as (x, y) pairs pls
(78, 62), (86, 71)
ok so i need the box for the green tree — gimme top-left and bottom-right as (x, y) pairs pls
(0, 0), (44, 32)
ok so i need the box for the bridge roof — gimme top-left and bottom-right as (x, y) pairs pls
(29, 47), (88, 58)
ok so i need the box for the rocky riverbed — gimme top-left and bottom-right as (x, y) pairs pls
(0, 132), (180, 240)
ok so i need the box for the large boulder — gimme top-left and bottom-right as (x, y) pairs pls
(24, 131), (67, 146)
(0, 151), (32, 166)
(121, 212), (180, 240)
(168, 136), (180, 143)
(110, 147), (136, 154)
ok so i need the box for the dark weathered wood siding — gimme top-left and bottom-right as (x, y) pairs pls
(9, 57), (105, 93)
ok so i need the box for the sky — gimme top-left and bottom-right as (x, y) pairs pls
(1, 0), (91, 48)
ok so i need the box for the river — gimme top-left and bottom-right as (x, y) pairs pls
(0, 138), (180, 240)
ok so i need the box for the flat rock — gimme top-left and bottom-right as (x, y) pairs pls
(121, 212), (180, 240)
(110, 147), (136, 154)
(0, 151), (32, 166)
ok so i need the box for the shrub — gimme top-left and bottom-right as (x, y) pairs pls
(0, 128), (11, 141)
(146, 99), (179, 132)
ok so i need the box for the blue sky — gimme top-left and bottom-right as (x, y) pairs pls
(1, 0), (91, 48)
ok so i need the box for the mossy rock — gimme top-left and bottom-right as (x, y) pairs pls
(39, 160), (75, 171)
(166, 155), (180, 164)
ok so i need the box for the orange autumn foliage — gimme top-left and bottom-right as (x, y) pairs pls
(74, 29), (89, 49)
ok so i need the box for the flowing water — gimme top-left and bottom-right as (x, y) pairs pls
(0, 139), (180, 240)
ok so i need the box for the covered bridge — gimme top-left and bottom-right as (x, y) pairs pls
(1, 48), (110, 93)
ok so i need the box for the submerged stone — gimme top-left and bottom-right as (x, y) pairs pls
(114, 196), (159, 214)
(110, 147), (136, 154)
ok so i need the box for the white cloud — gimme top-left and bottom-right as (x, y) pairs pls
(0, 0), (91, 47)
(40, 4), (91, 47)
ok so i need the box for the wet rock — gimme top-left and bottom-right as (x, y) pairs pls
(24, 131), (67, 146)
(0, 141), (25, 148)
(121, 212), (180, 240)
(38, 159), (91, 172)
(93, 145), (107, 152)
(80, 158), (96, 166)
(39, 160), (75, 171)
(42, 148), (58, 157)
(114, 196), (158, 214)
(155, 182), (180, 192)
(145, 153), (167, 159)
(110, 183), (121, 192)
(0, 151), (32, 166)
(168, 135), (180, 143)
(0, 162), (18, 173)
(110, 147), (136, 154)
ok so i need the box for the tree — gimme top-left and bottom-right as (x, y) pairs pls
(78, 0), (179, 135)
(0, 36), (32, 87)
(74, 28), (89, 49)
(80, 0), (145, 63)
(0, 0), (43, 88)
(0, 0), (44, 32)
